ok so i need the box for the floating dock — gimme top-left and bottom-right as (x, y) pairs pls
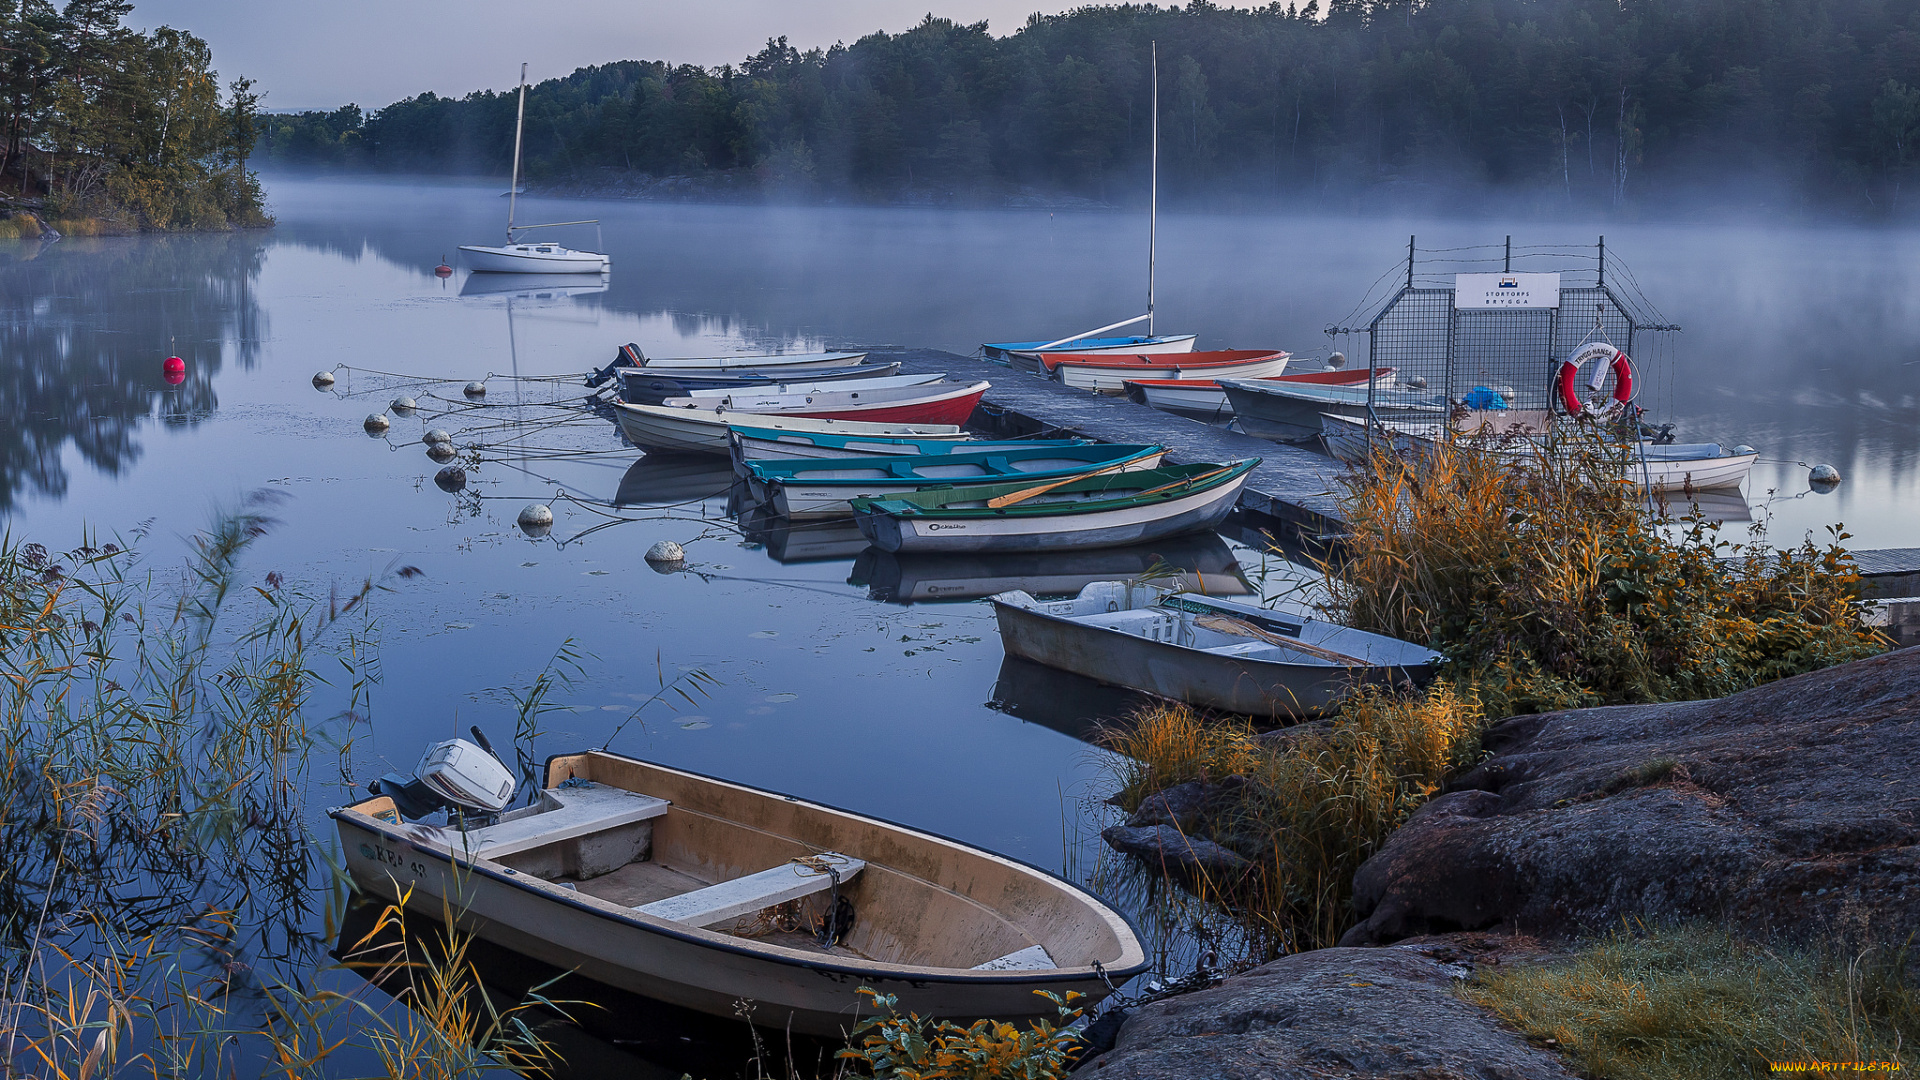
(876, 349), (1918, 610)
(1854, 548), (1920, 600)
(877, 348), (1345, 536)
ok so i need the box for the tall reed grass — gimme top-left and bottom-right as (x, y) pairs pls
(1101, 684), (1483, 954)
(0, 511), (1066, 1079)
(0, 504), (534, 1078)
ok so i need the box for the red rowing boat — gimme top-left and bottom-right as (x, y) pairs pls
(1038, 349), (1290, 391)
(1123, 367), (1392, 418)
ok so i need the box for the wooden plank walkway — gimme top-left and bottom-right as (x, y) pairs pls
(1855, 548), (1920, 600)
(874, 348), (1346, 534)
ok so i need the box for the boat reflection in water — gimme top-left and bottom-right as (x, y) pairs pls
(457, 271), (611, 300)
(1652, 488), (1752, 524)
(613, 454), (739, 509)
(850, 533), (1250, 605)
(987, 655), (1153, 743)
(738, 506), (873, 563)
(334, 896), (804, 1080)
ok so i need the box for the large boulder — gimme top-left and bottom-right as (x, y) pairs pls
(1077, 944), (1575, 1079)
(1100, 824), (1252, 879)
(1342, 646), (1920, 946)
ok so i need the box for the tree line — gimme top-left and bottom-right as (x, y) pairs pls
(259, 0), (1920, 214)
(0, 0), (268, 230)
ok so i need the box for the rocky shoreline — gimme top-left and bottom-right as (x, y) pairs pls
(1088, 647), (1920, 1076)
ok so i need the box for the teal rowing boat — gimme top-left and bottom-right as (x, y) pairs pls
(743, 444), (1169, 518)
(849, 460), (1259, 554)
(727, 425), (1088, 476)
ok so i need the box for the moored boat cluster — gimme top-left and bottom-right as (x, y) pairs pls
(343, 242), (1787, 1046)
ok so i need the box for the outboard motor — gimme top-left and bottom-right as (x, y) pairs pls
(585, 343), (646, 388)
(368, 735), (516, 823)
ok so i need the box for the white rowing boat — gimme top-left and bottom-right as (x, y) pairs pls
(991, 582), (1443, 717)
(1319, 412), (1759, 492)
(613, 401), (965, 456)
(641, 351), (870, 372)
(333, 749), (1147, 1037)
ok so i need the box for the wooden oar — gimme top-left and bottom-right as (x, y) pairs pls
(1194, 614), (1367, 666)
(985, 451), (1153, 509)
(1127, 463), (1237, 501)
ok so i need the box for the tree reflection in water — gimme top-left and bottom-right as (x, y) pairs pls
(0, 232), (267, 511)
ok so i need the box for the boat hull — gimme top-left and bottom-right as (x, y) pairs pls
(660, 382), (988, 428)
(991, 593), (1437, 717)
(852, 470), (1251, 554)
(1050, 355), (1289, 393)
(729, 433), (1074, 471)
(641, 352), (870, 372)
(986, 335), (1198, 370)
(617, 364), (899, 404)
(460, 244), (611, 273)
(758, 448), (1169, 519)
(1319, 413), (1759, 492)
(1220, 379), (1440, 443)
(333, 752), (1145, 1037)
(1125, 369), (1386, 420)
(614, 402), (962, 456)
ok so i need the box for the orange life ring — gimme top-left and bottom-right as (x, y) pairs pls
(1557, 342), (1633, 416)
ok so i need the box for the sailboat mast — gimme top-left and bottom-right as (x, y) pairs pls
(507, 63), (528, 239)
(1148, 42), (1158, 337)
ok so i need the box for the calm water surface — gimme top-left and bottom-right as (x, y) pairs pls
(4, 176), (1918, 1070)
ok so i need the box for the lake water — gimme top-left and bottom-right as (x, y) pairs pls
(4, 175), (1917, 1072)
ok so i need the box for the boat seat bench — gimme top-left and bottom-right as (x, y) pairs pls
(971, 944), (1056, 971)
(1203, 640), (1282, 658)
(467, 783), (670, 860)
(638, 855), (865, 929)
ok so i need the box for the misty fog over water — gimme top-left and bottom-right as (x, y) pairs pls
(249, 176), (1920, 548)
(2, 176), (1916, 1065)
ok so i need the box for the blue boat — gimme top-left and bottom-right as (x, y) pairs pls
(727, 425), (1088, 476)
(981, 334), (1199, 369)
(742, 444), (1169, 518)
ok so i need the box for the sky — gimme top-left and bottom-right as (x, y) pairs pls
(129, 1), (1099, 113)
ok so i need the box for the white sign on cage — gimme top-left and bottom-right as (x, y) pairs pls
(1453, 273), (1562, 309)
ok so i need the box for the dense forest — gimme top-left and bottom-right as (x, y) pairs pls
(263, 0), (1916, 215)
(0, 0), (268, 231)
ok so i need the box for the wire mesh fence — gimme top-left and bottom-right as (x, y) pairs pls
(1325, 238), (1677, 438)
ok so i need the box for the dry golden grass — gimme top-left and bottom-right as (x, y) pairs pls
(1102, 684), (1483, 953)
(1462, 925), (1919, 1079)
(1324, 431), (1886, 717)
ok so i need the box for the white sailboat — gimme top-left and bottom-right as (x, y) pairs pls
(983, 43), (1196, 366)
(460, 64), (611, 274)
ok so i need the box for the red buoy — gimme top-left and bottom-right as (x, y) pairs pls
(163, 356), (186, 385)
(434, 258), (453, 278)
